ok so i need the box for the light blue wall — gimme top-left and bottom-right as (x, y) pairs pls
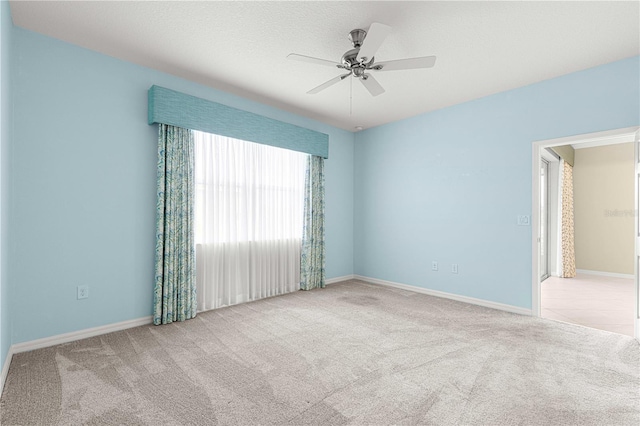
(6, 11), (638, 346)
(0, 0), (13, 371)
(355, 56), (640, 309)
(10, 27), (354, 344)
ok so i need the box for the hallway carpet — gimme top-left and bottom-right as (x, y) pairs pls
(1, 280), (638, 425)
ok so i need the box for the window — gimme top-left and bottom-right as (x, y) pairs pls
(193, 131), (308, 310)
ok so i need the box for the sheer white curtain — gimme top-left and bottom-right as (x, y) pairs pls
(194, 131), (307, 311)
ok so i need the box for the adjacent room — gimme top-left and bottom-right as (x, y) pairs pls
(540, 140), (636, 337)
(0, 1), (639, 425)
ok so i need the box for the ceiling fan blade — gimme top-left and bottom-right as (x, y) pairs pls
(307, 73), (351, 94)
(360, 74), (385, 97)
(287, 53), (341, 68)
(374, 56), (437, 71)
(357, 23), (391, 62)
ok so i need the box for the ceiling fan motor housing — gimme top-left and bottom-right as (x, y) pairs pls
(341, 48), (360, 68)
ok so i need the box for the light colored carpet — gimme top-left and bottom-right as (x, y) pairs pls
(1, 280), (638, 425)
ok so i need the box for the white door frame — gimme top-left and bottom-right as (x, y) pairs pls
(634, 129), (640, 342)
(531, 126), (640, 341)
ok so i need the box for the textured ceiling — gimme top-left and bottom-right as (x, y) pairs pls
(9, 1), (640, 131)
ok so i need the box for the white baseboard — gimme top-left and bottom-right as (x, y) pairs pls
(326, 275), (355, 285)
(576, 269), (634, 280)
(1, 345), (15, 397)
(10, 316), (153, 355)
(0, 315), (153, 396)
(354, 275), (532, 316)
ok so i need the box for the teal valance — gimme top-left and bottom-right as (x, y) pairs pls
(148, 85), (329, 158)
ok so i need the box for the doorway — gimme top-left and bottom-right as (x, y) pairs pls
(532, 127), (640, 341)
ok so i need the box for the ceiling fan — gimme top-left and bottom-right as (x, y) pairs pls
(287, 23), (436, 97)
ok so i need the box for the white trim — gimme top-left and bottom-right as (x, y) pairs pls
(354, 275), (532, 316)
(10, 316), (153, 355)
(536, 126), (638, 149)
(576, 269), (634, 280)
(635, 129), (640, 343)
(326, 275), (355, 285)
(0, 345), (15, 396)
(532, 142), (541, 316)
(572, 133), (635, 149)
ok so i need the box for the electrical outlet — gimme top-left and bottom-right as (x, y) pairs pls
(517, 215), (531, 226)
(432, 261), (438, 271)
(452, 264), (458, 274)
(77, 285), (89, 300)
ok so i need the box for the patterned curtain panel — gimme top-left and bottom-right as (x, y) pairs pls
(561, 161), (576, 278)
(300, 155), (326, 290)
(153, 124), (197, 325)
